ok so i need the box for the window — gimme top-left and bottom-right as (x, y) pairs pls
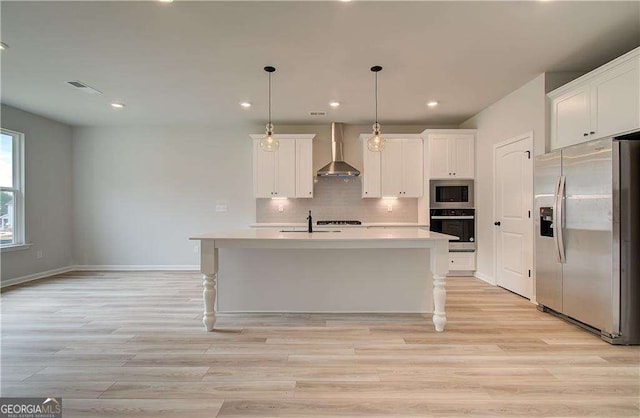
(1, 129), (25, 247)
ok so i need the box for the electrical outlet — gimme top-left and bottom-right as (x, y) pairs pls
(36, 250), (43, 259)
(278, 204), (284, 212)
(387, 204), (393, 212)
(193, 244), (199, 253)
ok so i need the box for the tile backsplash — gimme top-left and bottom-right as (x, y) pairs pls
(256, 177), (418, 223)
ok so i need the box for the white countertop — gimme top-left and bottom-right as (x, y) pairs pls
(251, 222), (430, 228)
(191, 228), (455, 242)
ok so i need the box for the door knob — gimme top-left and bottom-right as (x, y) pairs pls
(494, 221), (501, 226)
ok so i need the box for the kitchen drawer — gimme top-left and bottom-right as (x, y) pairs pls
(449, 252), (476, 271)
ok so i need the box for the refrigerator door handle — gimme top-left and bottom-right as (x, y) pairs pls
(553, 176), (561, 262)
(557, 175), (567, 264)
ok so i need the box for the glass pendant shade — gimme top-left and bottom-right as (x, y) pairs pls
(367, 123), (385, 152)
(260, 123), (279, 152)
(260, 66), (279, 152)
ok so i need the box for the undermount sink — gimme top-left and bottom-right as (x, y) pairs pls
(279, 230), (341, 233)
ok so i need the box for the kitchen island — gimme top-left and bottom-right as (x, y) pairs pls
(190, 228), (455, 332)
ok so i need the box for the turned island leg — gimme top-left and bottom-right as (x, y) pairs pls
(200, 240), (218, 331)
(430, 241), (449, 332)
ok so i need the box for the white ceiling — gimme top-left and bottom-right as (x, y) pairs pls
(1, 1), (639, 127)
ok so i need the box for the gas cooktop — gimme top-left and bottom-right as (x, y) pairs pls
(316, 220), (362, 225)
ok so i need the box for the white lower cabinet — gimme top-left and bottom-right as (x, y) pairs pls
(449, 252), (476, 271)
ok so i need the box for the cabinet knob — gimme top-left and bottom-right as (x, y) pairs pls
(494, 221), (501, 226)
(590, 131), (595, 135)
(583, 133), (589, 137)
(309, 192), (312, 195)
(365, 192), (368, 194)
(453, 173), (456, 176)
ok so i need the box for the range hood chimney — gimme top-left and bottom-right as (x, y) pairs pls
(317, 123), (360, 177)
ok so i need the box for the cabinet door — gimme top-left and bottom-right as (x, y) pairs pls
(449, 252), (476, 271)
(381, 140), (403, 197)
(551, 85), (591, 150)
(362, 141), (381, 198)
(428, 135), (452, 179)
(451, 135), (475, 179)
(402, 138), (424, 197)
(590, 58), (640, 139)
(254, 140), (276, 198)
(295, 139), (314, 198)
(275, 139), (296, 197)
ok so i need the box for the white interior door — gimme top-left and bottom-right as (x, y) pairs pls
(494, 133), (533, 299)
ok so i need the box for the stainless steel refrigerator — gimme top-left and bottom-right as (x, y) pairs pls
(534, 133), (640, 345)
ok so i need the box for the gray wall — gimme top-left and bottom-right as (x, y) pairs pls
(460, 74), (547, 284)
(72, 124), (261, 267)
(0, 105), (74, 282)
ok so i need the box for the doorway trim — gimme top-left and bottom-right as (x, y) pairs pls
(492, 131), (535, 300)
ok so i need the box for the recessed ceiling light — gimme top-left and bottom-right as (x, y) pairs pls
(329, 101), (340, 108)
(158, 0), (174, 3)
(427, 101), (439, 107)
(111, 103), (125, 109)
(0, 42), (9, 50)
(240, 102), (252, 108)
(340, 0), (352, 2)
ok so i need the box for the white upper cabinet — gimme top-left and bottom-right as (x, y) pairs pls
(450, 135), (475, 179)
(549, 48), (639, 150)
(381, 138), (424, 198)
(425, 131), (475, 179)
(360, 134), (423, 198)
(551, 85), (591, 149)
(362, 140), (381, 198)
(295, 138), (314, 198)
(252, 134), (315, 198)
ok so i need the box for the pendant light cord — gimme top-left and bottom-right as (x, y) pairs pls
(374, 71), (378, 124)
(268, 71), (272, 126)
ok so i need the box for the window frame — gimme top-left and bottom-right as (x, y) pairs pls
(1, 128), (25, 248)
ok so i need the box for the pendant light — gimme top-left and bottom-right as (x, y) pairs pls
(260, 66), (279, 152)
(367, 65), (385, 152)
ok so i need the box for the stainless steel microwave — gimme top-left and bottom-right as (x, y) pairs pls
(430, 180), (474, 209)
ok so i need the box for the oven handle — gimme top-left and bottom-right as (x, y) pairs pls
(430, 216), (475, 220)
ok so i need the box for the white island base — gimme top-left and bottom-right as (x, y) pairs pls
(190, 228), (454, 332)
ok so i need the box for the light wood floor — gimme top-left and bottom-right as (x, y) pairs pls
(1, 271), (638, 417)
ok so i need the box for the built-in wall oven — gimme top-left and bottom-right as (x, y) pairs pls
(430, 208), (476, 251)
(430, 180), (474, 209)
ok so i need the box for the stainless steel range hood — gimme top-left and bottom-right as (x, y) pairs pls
(317, 123), (360, 177)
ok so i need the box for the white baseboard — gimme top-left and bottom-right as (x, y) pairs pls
(2, 264), (199, 288)
(1, 266), (74, 288)
(73, 265), (199, 271)
(474, 271), (496, 285)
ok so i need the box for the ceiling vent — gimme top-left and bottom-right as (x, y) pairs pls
(67, 81), (103, 95)
(309, 111), (326, 116)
